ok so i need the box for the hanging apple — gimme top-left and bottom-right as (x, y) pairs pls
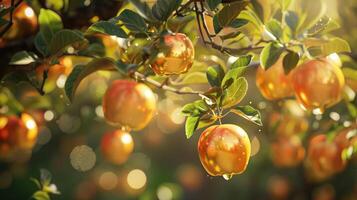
(197, 124), (251, 180)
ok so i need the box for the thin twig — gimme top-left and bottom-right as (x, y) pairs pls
(198, 1), (213, 43)
(132, 71), (204, 96)
(193, 0), (264, 55)
(39, 70), (48, 95)
(194, 2), (207, 45)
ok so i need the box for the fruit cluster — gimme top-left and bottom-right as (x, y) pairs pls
(257, 55), (345, 113)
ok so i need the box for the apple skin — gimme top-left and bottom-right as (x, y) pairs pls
(305, 134), (347, 181)
(0, 113), (38, 160)
(271, 136), (305, 168)
(0, 2), (38, 47)
(101, 130), (134, 165)
(151, 33), (195, 75)
(102, 80), (157, 131)
(256, 58), (294, 100)
(198, 124), (251, 177)
(290, 59), (345, 112)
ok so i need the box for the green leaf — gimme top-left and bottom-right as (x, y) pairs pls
(10, 51), (37, 65)
(282, 51), (299, 74)
(217, 1), (249, 27)
(197, 115), (217, 129)
(250, 0), (264, 23)
(40, 169), (52, 187)
(285, 11), (299, 33)
(129, 0), (157, 21)
(78, 43), (105, 57)
(346, 103), (357, 119)
(0, 87), (24, 114)
(260, 42), (284, 69)
(222, 77), (248, 108)
(343, 68), (357, 81)
(185, 116), (200, 139)
(206, 65), (225, 87)
(213, 15), (222, 34)
(152, 0), (183, 21)
(30, 178), (41, 189)
(231, 55), (253, 68)
(307, 16), (331, 36)
(231, 105), (263, 126)
(321, 37), (351, 55)
(86, 21), (128, 38)
(266, 19), (283, 39)
(65, 58), (115, 101)
(221, 67), (247, 89)
(32, 191), (50, 200)
(116, 9), (147, 33)
(229, 18), (249, 28)
(49, 29), (88, 55)
(38, 9), (63, 45)
(177, 72), (208, 85)
(208, 0), (221, 10)
(299, 0), (327, 31)
(181, 100), (209, 117)
(34, 32), (50, 57)
(342, 146), (354, 161)
(239, 9), (262, 30)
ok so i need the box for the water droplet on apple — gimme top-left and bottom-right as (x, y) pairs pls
(222, 174), (233, 181)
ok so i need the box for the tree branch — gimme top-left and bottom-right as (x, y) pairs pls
(132, 71), (205, 96)
(0, 0), (24, 37)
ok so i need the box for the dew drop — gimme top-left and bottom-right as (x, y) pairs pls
(223, 174), (233, 181)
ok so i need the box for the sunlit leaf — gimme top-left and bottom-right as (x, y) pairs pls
(38, 9), (63, 45)
(116, 9), (147, 33)
(221, 67), (247, 89)
(182, 100), (209, 117)
(321, 37), (351, 55)
(260, 42), (284, 69)
(32, 191), (50, 200)
(185, 116), (200, 139)
(86, 21), (128, 38)
(222, 77), (248, 108)
(65, 58), (115, 101)
(217, 1), (249, 27)
(206, 65), (225, 87)
(230, 105), (263, 126)
(10, 51), (37, 65)
(266, 19), (282, 39)
(231, 55), (253, 68)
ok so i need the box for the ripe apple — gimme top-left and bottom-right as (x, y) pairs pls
(290, 59), (345, 112)
(197, 124), (251, 178)
(150, 33), (195, 75)
(0, 113), (38, 160)
(305, 134), (346, 181)
(101, 130), (134, 165)
(256, 58), (294, 100)
(102, 80), (157, 131)
(271, 136), (305, 167)
(269, 113), (308, 136)
(0, 2), (38, 46)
